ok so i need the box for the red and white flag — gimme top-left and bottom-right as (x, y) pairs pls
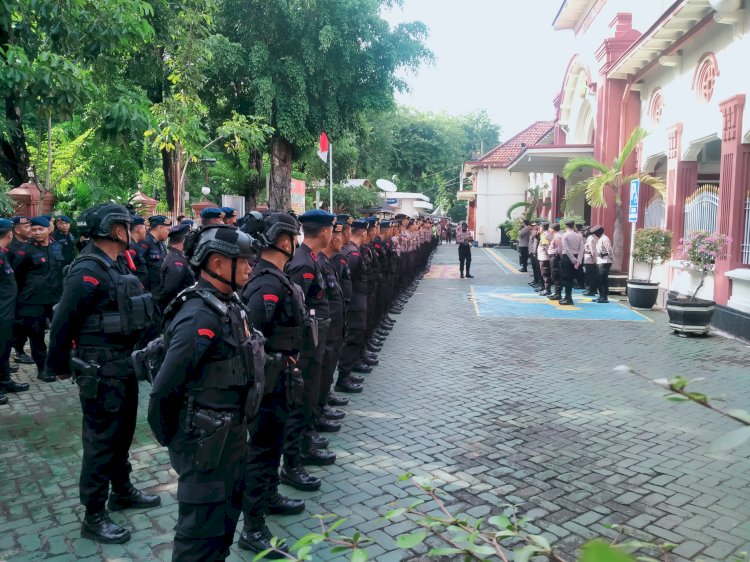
(317, 132), (329, 163)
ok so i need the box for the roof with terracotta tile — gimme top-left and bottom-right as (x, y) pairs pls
(467, 121), (555, 168)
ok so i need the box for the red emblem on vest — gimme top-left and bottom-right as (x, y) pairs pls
(263, 294), (279, 302)
(197, 328), (215, 338)
(303, 272), (315, 280)
(83, 276), (99, 286)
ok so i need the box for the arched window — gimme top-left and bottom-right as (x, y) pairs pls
(692, 53), (719, 104)
(648, 89), (664, 124)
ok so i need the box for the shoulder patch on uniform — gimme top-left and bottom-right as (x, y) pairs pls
(82, 275), (99, 286)
(175, 261), (184, 267)
(375, 244), (381, 249)
(197, 328), (215, 338)
(302, 272), (315, 280)
(352, 251), (360, 256)
(339, 259), (347, 264)
(18, 251), (25, 256)
(263, 294), (279, 302)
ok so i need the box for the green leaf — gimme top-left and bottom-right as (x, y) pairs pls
(580, 540), (635, 562)
(350, 548), (368, 562)
(427, 547), (464, 556)
(529, 534), (551, 550)
(685, 392), (709, 405)
(395, 531), (427, 549)
(727, 409), (750, 425)
(383, 508), (406, 520)
(712, 426), (750, 452)
(513, 545), (542, 562)
(666, 395), (690, 403)
(467, 544), (496, 556)
(488, 515), (512, 530)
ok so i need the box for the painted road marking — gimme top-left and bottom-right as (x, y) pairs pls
(472, 285), (651, 322)
(488, 248), (524, 274)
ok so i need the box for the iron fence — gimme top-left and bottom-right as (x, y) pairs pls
(644, 196), (666, 229)
(684, 184), (719, 237)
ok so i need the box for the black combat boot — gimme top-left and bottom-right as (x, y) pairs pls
(239, 517), (289, 558)
(0, 392), (7, 406)
(280, 463), (321, 491)
(334, 375), (363, 394)
(301, 447), (337, 466)
(352, 361), (373, 373)
(359, 355), (379, 367)
(268, 493), (305, 515)
(322, 405), (345, 420)
(107, 486), (161, 511)
(14, 352), (33, 365)
(326, 392), (349, 407)
(36, 369), (56, 382)
(314, 417), (341, 433)
(1, 377), (29, 392)
(81, 510), (131, 544)
(307, 432), (330, 449)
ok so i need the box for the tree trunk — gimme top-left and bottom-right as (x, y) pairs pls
(245, 146), (263, 210)
(613, 198), (625, 272)
(269, 136), (292, 211)
(161, 148), (175, 212)
(1, 94), (30, 187)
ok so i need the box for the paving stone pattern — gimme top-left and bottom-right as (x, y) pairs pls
(1, 244), (750, 561)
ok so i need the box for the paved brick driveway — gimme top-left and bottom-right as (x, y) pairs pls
(1, 244), (749, 561)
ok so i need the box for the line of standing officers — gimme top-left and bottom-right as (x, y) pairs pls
(36, 202), (436, 561)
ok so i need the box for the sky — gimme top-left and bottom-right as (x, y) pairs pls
(383, 0), (577, 142)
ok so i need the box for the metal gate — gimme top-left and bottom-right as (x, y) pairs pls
(683, 184), (719, 236)
(644, 196), (666, 229)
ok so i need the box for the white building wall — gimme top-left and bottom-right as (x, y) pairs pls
(475, 168), (531, 246)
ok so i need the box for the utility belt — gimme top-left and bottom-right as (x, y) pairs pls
(263, 353), (304, 406)
(182, 400), (244, 472)
(598, 252), (610, 258)
(71, 348), (134, 398)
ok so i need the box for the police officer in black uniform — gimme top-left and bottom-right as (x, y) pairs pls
(0, 218), (29, 405)
(8, 217), (33, 365)
(237, 211), (310, 558)
(317, 217), (349, 424)
(149, 224), (262, 562)
(158, 222), (195, 310)
(46, 203), (160, 544)
(14, 216), (65, 382)
(53, 214), (78, 267)
(282, 209), (339, 486)
(143, 215), (171, 302)
(127, 215), (149, 286)
(336, 219), (370, 392)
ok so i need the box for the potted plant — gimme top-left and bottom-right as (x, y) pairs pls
(666, 231), (731, 336)
(627, 228), (672, 310)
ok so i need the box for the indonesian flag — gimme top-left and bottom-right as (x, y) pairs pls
(317, 132), (329, 163)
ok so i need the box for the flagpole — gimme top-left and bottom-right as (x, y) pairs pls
(329, 142), (334, 212)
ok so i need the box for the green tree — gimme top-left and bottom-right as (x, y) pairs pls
(563, 127), (666, 272)
(506, 185), (550, 221)
(0, 0), (154, 202)
(217, 0), (431, 210)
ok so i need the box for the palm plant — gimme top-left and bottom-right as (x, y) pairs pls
(506, 185), (550, 221)
(562, 127), (666, 272)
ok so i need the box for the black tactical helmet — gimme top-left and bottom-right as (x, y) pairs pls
(77, 203), (132, 238)
(242, 211), (299, 246)
(185, 224), (259, 268)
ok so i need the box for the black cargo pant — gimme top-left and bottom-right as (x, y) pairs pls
(598, 263), (612, 299)
(458, 244), (471, 275)
(584, 263), (599, 293)
(539, 259), (551, 292)
(16, 304), (53, 373)
(561, 255), (578, 300)
(170, 419), (246, 561)
(530, 254), (541, 284)
(244, 384), (288, 523)
(339, 308), (367, 374)
(518, 246), (529, 270)
(283, 322), (328, 461)
(0, 317), (13, 380)
(320, 319), (344, 408)
(79, 373), (139, 513)
(549, 255), (562, 296)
